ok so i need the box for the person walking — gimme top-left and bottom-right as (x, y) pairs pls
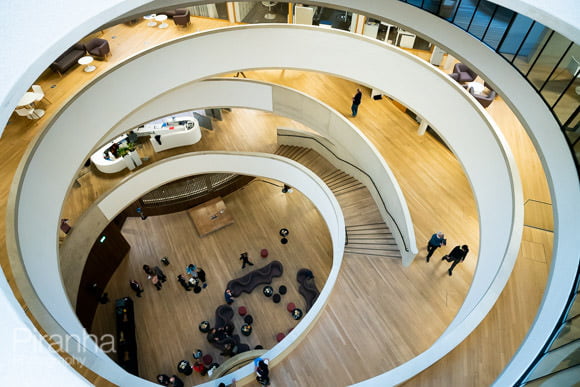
(156, 374), (170, 386)
(426, 232), (446, 262)
(129, 280), (143, 297)
(442, 245), (469, 276)
(351, 88), (362, 117)
(240, 252), (253, 269)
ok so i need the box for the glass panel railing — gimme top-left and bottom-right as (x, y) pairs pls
(525, 340), (580, 382)
(497, 14), (534, 62)
(523, 365), (580, 386)
(567, 292), (580, 321)
(550, 316), (580, 351)
(396, 0), (580, 384)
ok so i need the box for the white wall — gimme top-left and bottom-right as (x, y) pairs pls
(13, 26), (520, 386)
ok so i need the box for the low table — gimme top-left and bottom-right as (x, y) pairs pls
(155, 14), (168, 28)
(143, 14), (157, 27)
(466, 81), (485, 94)
(78, 56), (96, 72)
(188, 197), (234, 237)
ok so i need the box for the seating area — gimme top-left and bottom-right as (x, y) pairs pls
(50, 38), (111, 76)
(226, 260), (284, 297)
(297, 268), (319, 312)
(449, 62), (496, 108)
(449, 63), (477, 83)
(469, 85), (497, 108)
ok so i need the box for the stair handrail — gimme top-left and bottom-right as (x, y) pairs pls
(278, 134), (409, 252)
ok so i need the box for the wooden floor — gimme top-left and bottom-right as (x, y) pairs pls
(0, 16), (555, 387)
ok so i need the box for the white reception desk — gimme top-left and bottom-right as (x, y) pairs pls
(91, 116), (201, 174)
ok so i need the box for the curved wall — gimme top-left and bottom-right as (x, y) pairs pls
(107, 77), (417, 262)
(85, 151), (346, 387)
(11, 25), (520, 385)
(2, 1), (577, 385)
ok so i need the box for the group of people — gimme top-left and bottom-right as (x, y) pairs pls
(426, 231), (469, 276)
(128, 263), (168, 297)
(177, 264), (207, 293)
(128, 261), (208, 297)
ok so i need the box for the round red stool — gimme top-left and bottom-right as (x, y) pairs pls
(202, 354), (213, 366)
(260, 248), (268, 258)
(276, 332), (285, 342)
(238, 306), (247, 316)
(286, 302), (296, 313)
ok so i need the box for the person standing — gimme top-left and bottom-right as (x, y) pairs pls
(169, 375), (184, 387)
(351, 88), (362, 117)
(142, 264), (154, 276)
(177, 274), (191, 291)
(254, 358), (271, 386)
(224, 288), (234, 305)
(426, 232), (446, 262)
(442, 245), (469, 276)
(196, 266), (206, 284)
(129, 280), (143, 297)
(149, 274), (162, 290)
(154, 265), (167, 282)
(240, 252), (254, 269)
(156, 374), (170, 386)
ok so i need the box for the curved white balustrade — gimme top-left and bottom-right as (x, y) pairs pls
(92, 151), (345, 387)
(1, 1), (577, 385)
(108, 77), (417, 263)
(12, 25), (520, 386)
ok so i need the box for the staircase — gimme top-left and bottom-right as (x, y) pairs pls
(275, 145), (401, 259)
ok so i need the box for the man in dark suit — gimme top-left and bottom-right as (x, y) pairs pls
(442, 245), (469, 276)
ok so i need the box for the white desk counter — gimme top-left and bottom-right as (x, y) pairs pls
(137, 116), (201, 153)
(90, 135), (142, 174)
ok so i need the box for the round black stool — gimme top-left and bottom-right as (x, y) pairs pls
(263, 285), (273, 297)
(198, 320), (210, 333)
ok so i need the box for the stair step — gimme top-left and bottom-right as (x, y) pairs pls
(344, 249), (402, 258)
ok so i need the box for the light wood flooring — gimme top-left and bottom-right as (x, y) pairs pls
(0, 16), (555, 387)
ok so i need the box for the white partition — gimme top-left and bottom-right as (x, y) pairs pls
(12, 25), (522, 386)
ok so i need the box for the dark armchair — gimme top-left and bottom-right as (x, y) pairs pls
(173, 9), (191, 27)
(469, 86), (496, 108)
(451, 63), (478, 83)
(86, 38), (111, 60)
(49, 43), (86, 76)
(160, 8), (188, 18)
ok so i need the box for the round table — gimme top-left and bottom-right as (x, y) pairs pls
(155, 14), (168, 29)
(78, 56), (96, 72)
(262, 1), (278, 20)
(17, 92), (37, 107)
(143, 14), (157, 27)
(241, 324), (252, 336)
